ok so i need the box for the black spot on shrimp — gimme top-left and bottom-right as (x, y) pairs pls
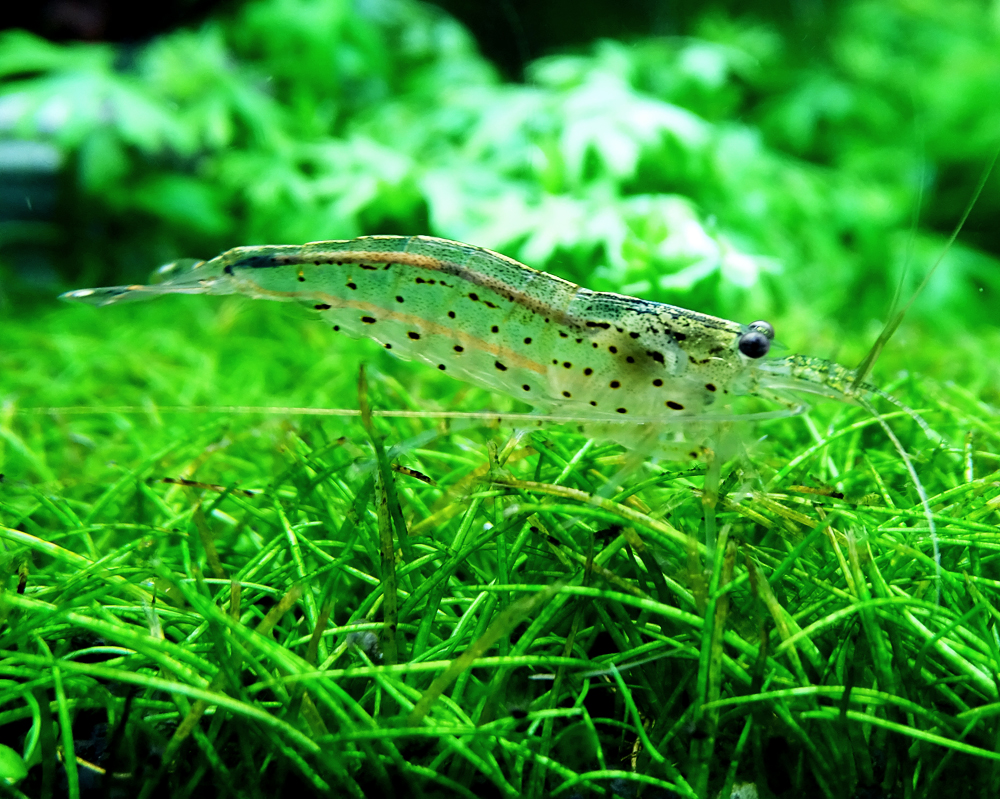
(241, 255), (280, 269)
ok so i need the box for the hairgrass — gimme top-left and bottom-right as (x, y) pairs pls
(2, 294), (1000, 798)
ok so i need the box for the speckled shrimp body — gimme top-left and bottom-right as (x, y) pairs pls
(60, 235), (876, 423)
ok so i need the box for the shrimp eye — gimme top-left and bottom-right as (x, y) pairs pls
(738, 330), (771, 358)
(748, 320), (775, 340)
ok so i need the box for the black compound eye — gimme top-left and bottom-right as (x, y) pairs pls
(748, 320), (775, 340)
(738, 330), (771, 358)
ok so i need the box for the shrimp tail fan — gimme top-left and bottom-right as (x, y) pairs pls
(60, 257), (235, 307)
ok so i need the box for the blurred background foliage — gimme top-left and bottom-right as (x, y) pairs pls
(1, 0), (999, 334)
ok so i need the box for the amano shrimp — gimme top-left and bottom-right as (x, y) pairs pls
(61, 233), (961, 586)
(59, 235), (882, 436)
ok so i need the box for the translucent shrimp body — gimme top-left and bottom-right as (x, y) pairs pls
(60, 235), (877, 425)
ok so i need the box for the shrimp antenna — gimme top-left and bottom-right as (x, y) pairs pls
(851, 147), (997, 605)
(857, 395), (940, 604)
(852, 147), (999, 389)
(867, 385), (937, 442)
